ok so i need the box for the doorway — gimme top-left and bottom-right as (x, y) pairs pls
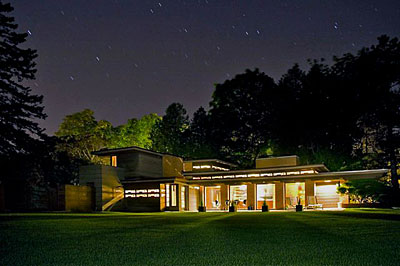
(205, 186), (221, 210)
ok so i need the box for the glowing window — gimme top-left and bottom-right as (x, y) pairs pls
(181, 186), (186, 209)
(166, 184), (170, 207)
(230, 185), (247, 209)
(256, 184), (275, 209)
(111, 156), (117, 167)
(285, 182), (305, 207)
(171, 185), (177, 207)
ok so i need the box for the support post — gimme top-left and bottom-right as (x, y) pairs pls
(305, 179), (315, 206)
(275, 182), (285, 210)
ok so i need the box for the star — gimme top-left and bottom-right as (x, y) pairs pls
(333, 22), (339, 29)
(150, 9), (154, 14)
(27, 30), (32, 35)
(95, 56), (100, 62)
(69, 76), (74, 81)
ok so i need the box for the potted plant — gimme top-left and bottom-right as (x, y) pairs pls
(198, 196), (206, 212)
(262, 188), (269, 212)
(262, 199), (269, 212)
(296, 196), (303, 212)
(229, 200), (237, 212)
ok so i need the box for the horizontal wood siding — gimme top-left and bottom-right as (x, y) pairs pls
(117, 152), (163, 178)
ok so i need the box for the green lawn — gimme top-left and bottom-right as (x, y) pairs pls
(1, 209), (400, 265)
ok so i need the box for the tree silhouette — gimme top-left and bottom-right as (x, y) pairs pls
(151, 102), (189, 156)
(209, 69), (277, 167)
(0, 2), (45, 155)
(334, 35), (400, 193)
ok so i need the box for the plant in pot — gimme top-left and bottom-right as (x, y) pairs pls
(262, 189), (269, 212)
(262, 199), (269, 212)
(295, 196), (303, 212)
(198, 196), (206, 212)
(229, 200), (237, 212)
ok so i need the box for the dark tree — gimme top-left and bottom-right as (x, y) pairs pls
(151, 103), (189, 156)
(0, 2), (45, 155)
(186, 106), (217, 159)
(333, 35), (400, 193)
(276, 62), (360, 171)
(209, 69), (277, 167)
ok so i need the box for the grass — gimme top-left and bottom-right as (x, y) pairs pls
(1, 209), (400, 265)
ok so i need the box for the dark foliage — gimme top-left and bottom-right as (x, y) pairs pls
(0, 2), (46, 156)
(209, 69), (277, 167)
(151, 103), (189, 156)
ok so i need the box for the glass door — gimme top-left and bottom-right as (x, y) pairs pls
(205, 186), (221, 210)
(229, 185), (247, 210)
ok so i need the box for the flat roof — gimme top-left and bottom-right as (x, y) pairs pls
(256, 155), (299, 160)
(186, 169), (388, 184)
(184, 164), (330, 177)
(92, 146), (182, 158)
(184, 159), (238, 167)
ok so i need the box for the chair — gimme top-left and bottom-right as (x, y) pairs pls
(306, 196), (323, 210)
(285, 197), (298, 209)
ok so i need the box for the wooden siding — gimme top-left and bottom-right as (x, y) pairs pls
(64, 185), (94, 212)
(163, 155), (183, 177)
(117, 152), (163, 178)
(256, 156), (299, 169)
(122, 183), (161, 212)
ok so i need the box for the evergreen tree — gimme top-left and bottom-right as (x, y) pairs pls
(187, 106), (217, 159)
(0, 2), (45, 155)
(151, 103), (189, 156)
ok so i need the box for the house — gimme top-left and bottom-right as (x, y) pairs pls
(79, 146), (387, 212)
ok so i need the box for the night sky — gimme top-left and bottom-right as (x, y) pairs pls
(11, 0), (400, 134)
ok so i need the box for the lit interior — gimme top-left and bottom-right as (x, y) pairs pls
(205, 186), (221, 210)
(230, 185), (247, 209)
(256, 184), (275, 209)
(285, 182), (305, 208)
